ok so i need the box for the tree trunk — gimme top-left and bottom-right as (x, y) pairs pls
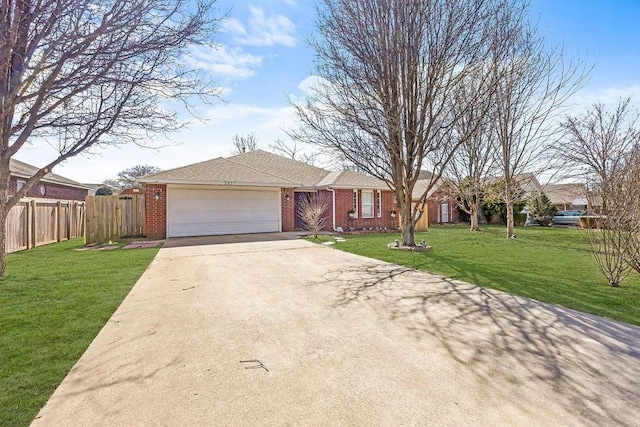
(0, 159), (11, 278)
(504, 179), (515, 238)
(400, 201), (416, 247)
(0, 206), (7, 277)
(470, 204), (480, 232)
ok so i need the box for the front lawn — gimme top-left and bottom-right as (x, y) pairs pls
(316, 226), (640, 326)
(0, 239), (160, 427)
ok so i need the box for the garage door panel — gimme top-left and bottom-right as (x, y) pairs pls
(167, 187), (281, 237)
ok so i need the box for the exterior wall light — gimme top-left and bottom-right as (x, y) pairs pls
(154, 191), (161, 201)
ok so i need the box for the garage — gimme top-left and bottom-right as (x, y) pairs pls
(166, 185), (281, 238)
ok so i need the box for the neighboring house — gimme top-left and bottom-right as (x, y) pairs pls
(9, 159), (89, 201)
(138, 150), (397, 239)
(411, 175), (460, 229)
(543, 183), (590, 211)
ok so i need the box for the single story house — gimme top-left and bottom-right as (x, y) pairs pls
(410, 172), (460, 230)
(9, 158), (89, 201)
(542, 183), (590, 212)
(138, 150), (398, 239)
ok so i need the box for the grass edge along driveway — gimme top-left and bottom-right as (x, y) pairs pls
(312, 226), (640, 327)
(0, 238), (160, 427)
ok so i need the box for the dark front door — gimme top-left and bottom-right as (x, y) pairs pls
(294, 192), (313, 229)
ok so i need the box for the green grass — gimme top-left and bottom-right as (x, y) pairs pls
(318, 226), (640, 326)
(0, 238), (160, 427)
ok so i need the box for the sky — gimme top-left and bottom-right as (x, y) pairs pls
(16, 0), (640, 184)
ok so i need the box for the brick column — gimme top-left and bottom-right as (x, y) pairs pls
(145, 184), (167, 239)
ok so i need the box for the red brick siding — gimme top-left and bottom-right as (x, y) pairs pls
(426, 191), (460, 225)
(281, 188), (295, 232)
(145, 183), (167, 239)
(9, 176), (87, 201)
(333, 189), (398, 231)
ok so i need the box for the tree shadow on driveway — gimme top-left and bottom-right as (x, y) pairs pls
(323, 263), (640, 426)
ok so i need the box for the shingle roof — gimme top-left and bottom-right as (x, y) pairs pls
(228, 150), (331, 187)
(138, 156), (297, 186)
(139, 149), (390, 190)
(543, 183), (588, 205)
(10, 158), (89, 189)
(318, 170), (388, 189)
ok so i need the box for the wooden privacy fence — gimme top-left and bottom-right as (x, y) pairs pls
(85, 194), (145, 244)
(6, 199), (85, 254)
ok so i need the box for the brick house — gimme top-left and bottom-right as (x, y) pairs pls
(138, 150), (398, 239)
(411, 174), (460, 229)
(9, 158), (89, 201)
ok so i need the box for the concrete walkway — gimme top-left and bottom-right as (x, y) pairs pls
(32, 234), (640, 426)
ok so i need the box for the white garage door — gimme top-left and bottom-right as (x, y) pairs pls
(167, 186), (281, 237)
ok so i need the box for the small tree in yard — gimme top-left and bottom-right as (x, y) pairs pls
(525, 191), (556, 226)
(0, 0), (221, 277)
(560, 99), (640, 286)
(296, 193), (331, 239)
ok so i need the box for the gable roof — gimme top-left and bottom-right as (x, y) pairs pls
(228, 150), (330, 187)
(139, 149), (389, 190)
(10, 158), (89, 189)
(543, 183), (588, 206)
(137, 155), (298, 187)
(316, 170), (388, 189)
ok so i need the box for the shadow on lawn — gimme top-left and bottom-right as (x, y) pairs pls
(324, 264), (640, 426)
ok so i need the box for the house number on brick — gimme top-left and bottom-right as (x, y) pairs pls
(223, 181), (237, 186)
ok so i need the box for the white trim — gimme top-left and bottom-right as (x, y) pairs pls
(16, 179), (26, 191)
(329, 189), (336, 231)
(352, 189), (359, 218)
(361, 190), (374, 218)
(376, 190), (382, 218)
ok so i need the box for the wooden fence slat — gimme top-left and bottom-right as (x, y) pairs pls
(5, 198), (85, 254)
(84, 194), (146, 244)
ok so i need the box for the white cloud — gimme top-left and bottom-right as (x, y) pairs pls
(574, 83), (640, 106)
(186, 45), (263, 78)
(224, 7), (296, 47)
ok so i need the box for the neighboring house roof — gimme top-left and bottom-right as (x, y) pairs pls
(516, 173), (543, 194)
(10, 158), (90, 189)
(543, 183), (588, 206)
(139, 149), (389, 190)
(412, 177), (456, 200)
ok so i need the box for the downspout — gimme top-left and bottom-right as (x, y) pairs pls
(329, 188), (336, 231)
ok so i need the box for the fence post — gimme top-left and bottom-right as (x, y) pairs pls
(30, 199), (37, 248)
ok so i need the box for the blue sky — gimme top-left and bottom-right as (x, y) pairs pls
(18, 0), (640, 184)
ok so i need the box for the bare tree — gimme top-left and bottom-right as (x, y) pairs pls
(0, 0), (221, 276)
(561, 100), (640, 284)
(292, 0), (509, 246)
(296, 193), (331, 239)
(491, 9), (589, 238)
(558, 98), (640, 199)
(447, 69), (498, 232)
(231, 132), (259, 154)
(584, 164), (640, 287)
(103, 165), (161, 192)
(268, 139), (319, 165)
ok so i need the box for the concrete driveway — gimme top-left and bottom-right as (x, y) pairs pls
(33, 234), (640, 426)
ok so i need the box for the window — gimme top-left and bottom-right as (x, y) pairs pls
(376, 190), (382, 218)
(361, 190), (374, 218)
(17, 180), (26, 192)
(440, 201), (449, 223)
(352, 189), (358, 218)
